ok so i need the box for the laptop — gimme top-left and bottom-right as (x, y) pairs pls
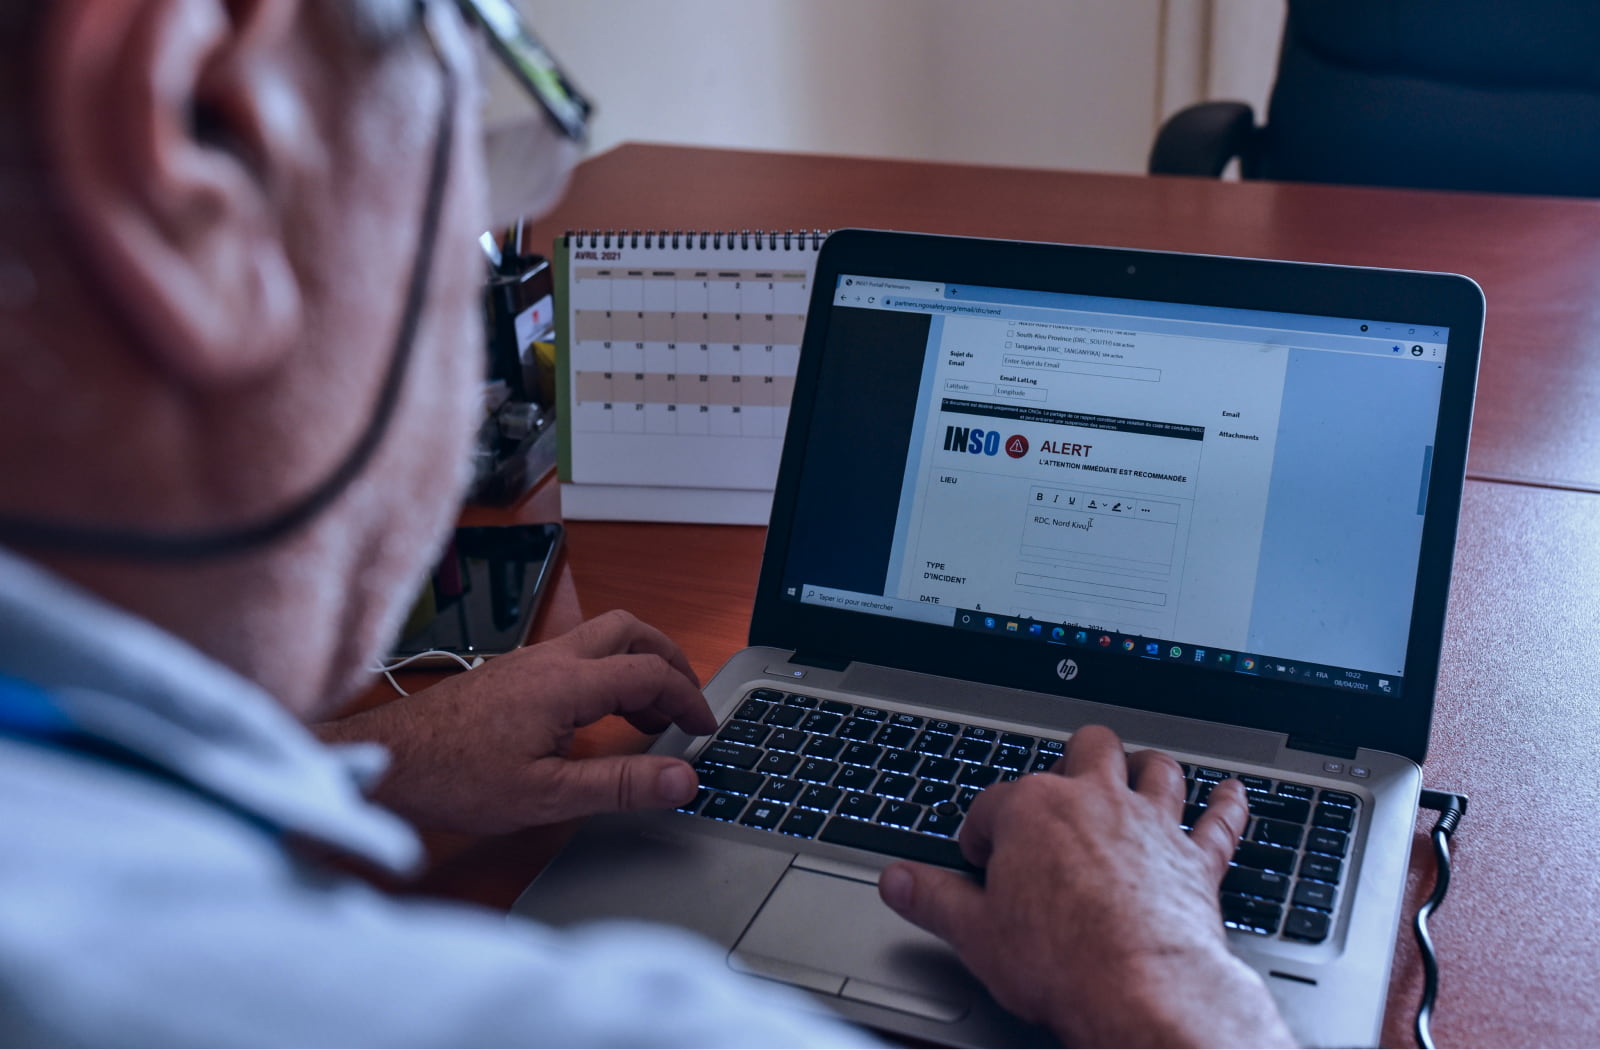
(513, 230), (1483, 1046)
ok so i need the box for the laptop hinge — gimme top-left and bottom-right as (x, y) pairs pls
(1286, 735), (1358, 760)
(788, 651), (851, 671)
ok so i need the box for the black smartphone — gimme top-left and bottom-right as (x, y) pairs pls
(388, 523), (563, 666)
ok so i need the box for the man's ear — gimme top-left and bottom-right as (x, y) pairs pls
(38, 0), (312, 388)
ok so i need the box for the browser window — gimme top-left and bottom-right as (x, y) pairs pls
(785, 276), (1450, 697)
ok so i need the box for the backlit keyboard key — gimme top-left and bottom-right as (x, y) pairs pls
(1247, 795), (1311, 824)
(876, 724), (916, 749)
(796, 759), (839, 783)
(701, 741), (761, 769)
(1300, 853), (1342, 884)
(717, 720), (771, 746)
(840, 742), (883, 767)
(839, 718), (879, 741)
(818, 817), (971, 870)
(873, 772), (917, 799)
(801, 736), (845, 760)
(740, 799), (786, 830)
(798, 784), (842, 811)
(919, 803), (963, 837)
(1221, 893), (1282, 935)
(763, 706), (806, 728)
(801, 711), (843, 734)
(1222, 866), (1290, 902)
(950, 737), (994, 763)
(833, 765), (876, 791)
(1306, 827), (1348, 857)
(1233, 841), (1297, 874)
(696, 764), (764, 796)
(838, 793), (881, 821)
(878, 749), (920, 775)
(702, 793), (744, 821)
(766, 728), (807, 751)
(957, 765), (1000, 787)
(734, 699), (772, 722)
(755, 751), (800, 777)
(759, 778), (803, 804)
(1254, 819), (1305, 849)
(1312, 804), (1354, 831)
(878, 801), (922, 829)
(992, 746), (1030, 770)
(1292, 879), (1336, 911)
(780, 808), (825, 838)
(1283, 908), (1331, 943)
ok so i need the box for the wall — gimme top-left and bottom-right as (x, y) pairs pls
(487, 0), (1285, 175)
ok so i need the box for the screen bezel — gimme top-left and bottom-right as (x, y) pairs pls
(750, 229), (1483, 764)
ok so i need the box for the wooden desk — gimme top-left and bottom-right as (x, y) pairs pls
(541, 144), (1600, 494)
(420, 146), (1600, 1047)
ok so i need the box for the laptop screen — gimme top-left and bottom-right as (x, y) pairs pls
(779, 274), (1450, 700)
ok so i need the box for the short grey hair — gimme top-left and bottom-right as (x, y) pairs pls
(320, 0), (418, 50)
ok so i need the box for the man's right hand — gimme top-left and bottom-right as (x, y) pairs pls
(877, 725), (1296, 1048)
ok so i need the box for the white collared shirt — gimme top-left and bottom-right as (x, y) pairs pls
(0, 548), (866, 1047)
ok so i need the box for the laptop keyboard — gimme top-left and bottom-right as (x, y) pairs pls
(679, 688), (1359, 945)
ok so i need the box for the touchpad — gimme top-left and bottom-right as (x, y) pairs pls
(729, 867), (978, 1022)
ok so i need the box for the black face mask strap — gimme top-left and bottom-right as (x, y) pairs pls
(0, 38), (459, 563)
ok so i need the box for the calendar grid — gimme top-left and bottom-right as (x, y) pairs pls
(557, 235), (823, 521)
(570, 266), (808, 439)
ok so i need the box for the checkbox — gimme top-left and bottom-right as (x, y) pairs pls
(1005, 341), (1013, 348)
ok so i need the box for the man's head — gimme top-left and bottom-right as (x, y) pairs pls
(0, 0), (492, 714)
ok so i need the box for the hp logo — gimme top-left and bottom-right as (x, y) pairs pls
(1056, 658), (1079, 681)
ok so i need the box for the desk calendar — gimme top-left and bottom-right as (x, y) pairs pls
(555, 230), (825, 523)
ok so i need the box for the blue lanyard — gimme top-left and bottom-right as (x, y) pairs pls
(0, 673), (75, 741)
(0, 673), (283, 841)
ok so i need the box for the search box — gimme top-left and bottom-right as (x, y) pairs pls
(1001, 354), (1160, 382)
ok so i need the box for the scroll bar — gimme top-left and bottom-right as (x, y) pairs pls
(1417, 445), (1434, 516)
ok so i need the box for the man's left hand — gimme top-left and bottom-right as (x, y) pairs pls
(317, 610), (716, 834)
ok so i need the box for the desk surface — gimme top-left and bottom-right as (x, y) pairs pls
(542, 143), (1600, 494)
(429, 146), (1600, 1048)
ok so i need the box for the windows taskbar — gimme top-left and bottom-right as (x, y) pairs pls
(950, 608), (1403, 697)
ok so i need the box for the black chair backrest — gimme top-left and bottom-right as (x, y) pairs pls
(1252, 0), (1600, 196)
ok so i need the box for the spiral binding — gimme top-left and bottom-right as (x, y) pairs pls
(562, 228), (829, 251)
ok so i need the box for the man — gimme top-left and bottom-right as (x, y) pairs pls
(0, 1), (1292, 1045)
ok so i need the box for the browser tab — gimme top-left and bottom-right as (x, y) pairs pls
(837, 275), (944, 300)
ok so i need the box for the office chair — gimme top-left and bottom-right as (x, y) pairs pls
(1149, 0), (1600, 197)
